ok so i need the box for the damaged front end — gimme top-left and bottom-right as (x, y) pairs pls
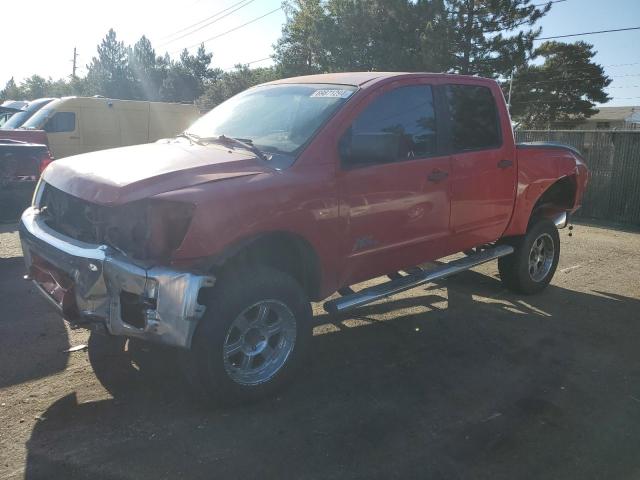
(19, 182), (214, 348)
(38, 183), (194, 261)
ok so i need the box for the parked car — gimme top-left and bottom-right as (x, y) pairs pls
(19, 96), (200, 159)
(0, 105), (21, 127)
(0, 98), (56, 130)
(0, 139), (52, 222)
(1, 100), (28, 111)
(19, 72), (588, 404)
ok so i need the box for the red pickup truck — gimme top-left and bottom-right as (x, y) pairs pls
(19, 72), (588, 403)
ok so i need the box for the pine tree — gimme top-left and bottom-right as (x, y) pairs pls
(510, 41), (611, 128)
(0, 78), (22, 101)
(131, 35), (164, 101)
(86, 29), (135, 99)
(274, 0), (552, 77)
(20, 75), (49, 100)
(444, 0), (551, 77)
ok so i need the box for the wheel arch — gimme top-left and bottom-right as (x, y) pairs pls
(208, 231), (323, 301)
(528, 175), (577, 226)
(504, 174), (579, 236)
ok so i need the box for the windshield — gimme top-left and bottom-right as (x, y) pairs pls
(21, 107), (54, 130)
(186, 83), (356, 157)
(1, 99), (53, 130)
(1, 110), (29, 130)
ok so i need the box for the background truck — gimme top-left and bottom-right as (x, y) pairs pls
(19, 72), (588, 404)
(7, 96), (200, 159)
(0, 139), (52, 222)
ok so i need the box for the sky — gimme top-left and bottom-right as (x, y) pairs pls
(1, 0), (639, 106)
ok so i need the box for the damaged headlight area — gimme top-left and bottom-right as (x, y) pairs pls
(38, 183), (194, 261)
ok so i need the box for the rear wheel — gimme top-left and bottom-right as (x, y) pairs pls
(184, 266), (312, 405)
(498, 217), (560, 294)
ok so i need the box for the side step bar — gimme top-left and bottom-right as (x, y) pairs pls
(324, 244), (514, 315)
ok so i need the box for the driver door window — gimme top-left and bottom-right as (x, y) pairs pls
(343, 85), (436, 166)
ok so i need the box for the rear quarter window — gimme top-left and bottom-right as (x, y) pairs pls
(445, 85), (501, 151)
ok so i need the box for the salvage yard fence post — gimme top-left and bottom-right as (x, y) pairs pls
(515, 130), (640, 226)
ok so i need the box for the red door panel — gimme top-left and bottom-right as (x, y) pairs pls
(450, 149), (515, 240)
(444, 83), (517, 245)
(338, 156), (452, 286)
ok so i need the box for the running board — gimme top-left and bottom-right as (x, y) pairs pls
(324, 244), (514, 315)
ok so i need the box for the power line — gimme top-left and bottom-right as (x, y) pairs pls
(160, 0), (252, 41)
(514, 96), (640, 105)
(602, 62), (640, 68)
(535, 26), (640, 41)
(222, 56), (273, 70)
(159, 0), (258, 47)
(606, 85), (640, 89)
(527, 61), (640, 72)
(171, 6), (283, 54)
(513, 72), (640, 87)
(533, 0), (567, 6)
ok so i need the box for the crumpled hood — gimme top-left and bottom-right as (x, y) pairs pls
(42, 139), (271, 205)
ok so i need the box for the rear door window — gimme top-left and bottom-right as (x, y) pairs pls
(444, 85), (500, 151)
(44, 112), (76, 133)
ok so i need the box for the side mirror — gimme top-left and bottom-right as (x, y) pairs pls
(340, 130), (399, 166)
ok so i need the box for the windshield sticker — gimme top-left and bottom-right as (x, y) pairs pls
(310, 89), (353, 99)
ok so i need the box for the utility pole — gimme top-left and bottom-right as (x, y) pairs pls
(71, 47), (78, 78)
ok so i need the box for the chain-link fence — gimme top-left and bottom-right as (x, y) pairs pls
(516, 130), (640, 226)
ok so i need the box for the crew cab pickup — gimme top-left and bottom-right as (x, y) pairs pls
(19, 72), (588, 403)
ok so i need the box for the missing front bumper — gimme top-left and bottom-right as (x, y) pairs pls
(19, 206), (215, 348)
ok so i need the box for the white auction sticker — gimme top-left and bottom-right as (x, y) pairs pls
(310, 89), (353, 98)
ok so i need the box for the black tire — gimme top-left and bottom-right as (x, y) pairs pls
(184, 266), (312, 405)
(498, 217), (560, 294)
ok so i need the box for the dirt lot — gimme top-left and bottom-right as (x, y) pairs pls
(1, 221), (639, 480)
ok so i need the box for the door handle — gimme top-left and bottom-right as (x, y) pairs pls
(427, 169), (449, 183)
(497, 159), (513, 169)
(69, 136), (80, 140)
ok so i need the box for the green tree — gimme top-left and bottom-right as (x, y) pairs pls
(197, 66), (280, 111)
(130, 35), (163, 100)
(161, 45), (222, 103)
(324, 0), (421, 71)
(509, 41), (611, 129)
(182, 45), (222, 89)
(443, 0), (550, 77)
(274, 0), (333, 75)
(47, 77), (89, 97)
(86, 29), (135, 99)
(0, 77), (22, 100)
(20, 75), (50, 100)
(274, 0), (552, 77)
(160, 63), (199, 103)
(274, 0), (420, 74)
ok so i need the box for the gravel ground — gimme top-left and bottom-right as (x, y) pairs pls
(0, 221), (639, 480)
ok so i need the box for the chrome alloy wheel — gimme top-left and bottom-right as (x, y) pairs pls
(528, 233), (555, 282)
(222, 300), (297, 385)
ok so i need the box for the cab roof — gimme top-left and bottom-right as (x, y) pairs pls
(265, 71), (495, 88)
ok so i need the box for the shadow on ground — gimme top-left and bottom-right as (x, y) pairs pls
(20, 270), (640, 479)
(0, 257), (70, 388)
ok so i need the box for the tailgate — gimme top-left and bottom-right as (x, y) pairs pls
(0, 129), (48, 145)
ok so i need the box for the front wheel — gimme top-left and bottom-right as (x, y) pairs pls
(498, 217), (561, 294)
(184, 266), (312, 405)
